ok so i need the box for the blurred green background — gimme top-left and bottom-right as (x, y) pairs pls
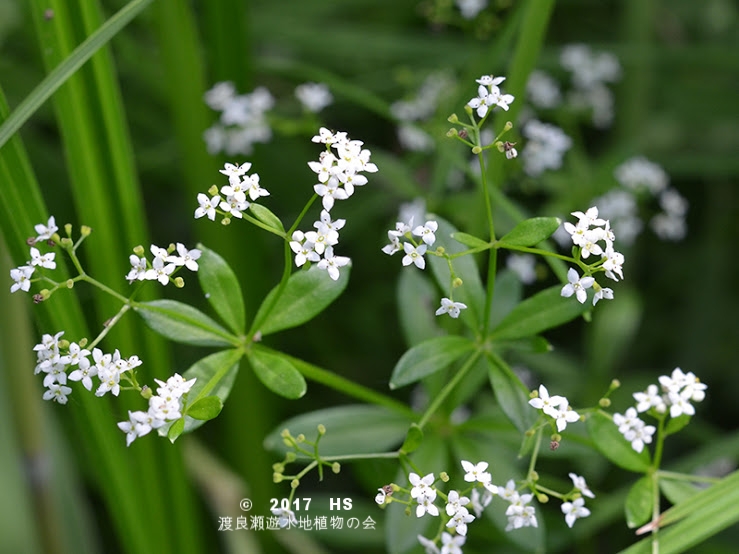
(1, 0), (738, 552)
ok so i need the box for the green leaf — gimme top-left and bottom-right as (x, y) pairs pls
(490, 285), (590, 341)
(486, 354), (536, 433)
(389, 336), (476, 389)
(451, 231), (489, 249)
(135, 299), (235, 347)
(246, 347), (306, 399)
(660, 479), (700, 506)
(255, 265), (349, 335)
(664, 414), (691, 436)
(264, 405), (413, 457)
(426, 216), (485, 330)
(196, 244), (245, 334)
(167, 418), (185, 443)
(249, 203), (285, 235)
(493, 336), (552, 355)
(626, 476), (654, 528)
(400, 424), (424, 454)
(186, 396), (223, 421)
(619, 471), (739, 554)
(488, 269), (523, 329)
(586, 410), (651, 472)
(499, 216), (561, 247)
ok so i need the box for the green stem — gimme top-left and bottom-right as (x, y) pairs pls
(417, 351), (482, 429)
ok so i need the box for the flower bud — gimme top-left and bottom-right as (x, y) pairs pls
(285, 452), (296, 463)
(447, 114), (459, 124)
(452, 277), (463, 288)
(537, 493), (549, 503)
(317, 424), (326, 436)
(33, 293), (45, 304)
(65, 223), (73, 236)
(141, 385), (152, 400)
(296, 434), (305, 443)
(599, 398), (611, 408)
(272, 462), (284, 472)
(221, 217), (231, 226)
(440, 472), (449, 482)
(66, 279), (74, 289)
(290, 479), (300, 489)
(504, 121), (513, 132)
(174, 277), (185, 288)
(133, 245), (145, 257)
(208, 184), (219, 196)
(80, 225), (92, 237)
(60, 237), (73, 248)
(332, 462), (341, 474)
(273, 473), (283, 483)
(472, 145), (482, 155)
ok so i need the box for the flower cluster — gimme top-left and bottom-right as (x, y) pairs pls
(203, 82), (274, 156)
(521, 119), (572, 176)
(33, 331), (142, 405)
(194, 162), (270, 223)
(117, 373), (196, 446)
(9, 216), (59, 295)
(375, 458), (592, 553)
(287, 128), (377, 281)
(125, 243), (201, 286)
(381, 216), (466, 319)
(529, 385), (581, 433)
(455, 0), (488, 20)
(615, 368), (707, 453)
(467, 75), (515, 118)
(561, 206), (624, 306)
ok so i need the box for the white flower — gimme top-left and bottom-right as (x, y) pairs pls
(126, 255), (148, 283)
(30, 247), (56, 270)
(219, 196), (249, 218)
(43, 383), (72, 404)
(417, 535), (440, 554)
(467, 75), (514, 118)
(614, 408), (656, 453)
(35, 216), (58, 241)
(375, 488), (387, 505)
(446, 506), (475, 535)
(614, 156), (668, 195)
(602, 246), (625, 281)
(194, 193), (221, 220)
(144, 257), (176, 285)
(633, 384), (667, 414)
(402, 242), (427, 269)
(445, 490), (470, 516)
(219, 162), (252, 180)
(409, 472), (436, 501)
(244, 174), (270, 201)
(667, 389), (696, 418)
(592, 285), (614, 306)
(303, 228), (339, 256)
(456, 0), (487, 19)
(521, 120), (571, 176)
(295, 82), (333, 113)
(440, 531), (466, 554)
(412, 220), (438, 246)
(167, 243), (201, 271)
(461, 460), (491, 484)
(435, 298), (467, 319)
(561, 268), (595, 304)
(526, 70), (562, 109)
(416, 495), (439, 518)
(317, 246), (350, 281)
(505, 492), (537, 530)
(551, 400), (580, 432)
(560, 44), (621, 90)
(562, 497), (591, 528)
(470, 487), (493, 517)
(10, 265), (35, 293)
(569, 473), (595, 498)
(68, 357), (97, 391)
(314, 177), (348, 212)
(528, 385), (566, 418)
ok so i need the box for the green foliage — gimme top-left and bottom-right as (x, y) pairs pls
(587, 411), (651, 472)
(196, 244), (246, 334)
(498, 216), (561, 247)
(389, 335), (476, 389)
(135, 299), (235, 347)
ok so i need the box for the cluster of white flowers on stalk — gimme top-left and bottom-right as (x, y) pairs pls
(561, 206), (624, 306)
(194, 162), (270, 223)
(560, 44), (621, 128)
(391, 71), (455, 152)
(615, 368), (707, 453)
(9, 216), (59, 295)
(529, 384), (581, 432)
(498, 479), (538, 531)
(117, 373), (196, 446)
(381, 215), (466, 318)
(294, 82), (333, 113)
(125, 243), (201, 286)
(467, 75), (515, 118)
(561, 473), (594, 528)
(203, 82), (275, 156)
(525, 70), (562, 110)
(32, 331), (142, 404)
(521, 119), (572, 176)
(287, 128), (377, 281)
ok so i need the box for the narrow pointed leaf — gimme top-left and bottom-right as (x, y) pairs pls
(451, 232), (489, 249)
(196, 244), (245, 334)
(246, 347), (306, 399)
(486, 354), (536, 433)
(626, 476), (654, 528)
(255, 265), (349, 335)
(389, 335), (475, 389)
(586, 410), (650, 472)
(136, 299), (235, 346)
(490, 285), (590, 341)
(499, 216), (561, 247)
(400, 423), (424, 454)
